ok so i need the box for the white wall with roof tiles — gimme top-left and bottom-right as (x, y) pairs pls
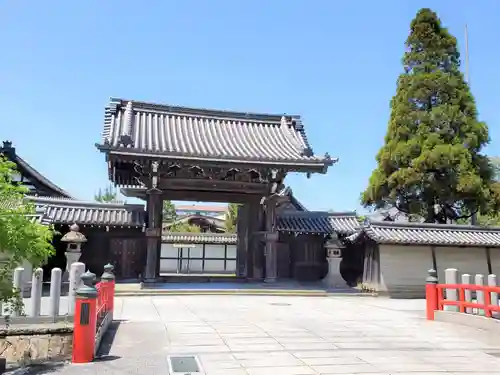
(435, 247), (489, 283)
(378, 245), (433, 297)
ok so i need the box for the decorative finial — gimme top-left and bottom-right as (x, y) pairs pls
(2, 141), (12, 150)
(280, 116), (288, 127)
(119, 101), (135, 148)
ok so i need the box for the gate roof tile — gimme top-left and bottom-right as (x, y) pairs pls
(97, 98), (335, 170)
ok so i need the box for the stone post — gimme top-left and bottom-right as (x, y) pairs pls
(61, 224), (87, 282)
(462, 274), (473, 314)
(475, 274), (485, 316)
(444, 268), (458, 312)
(29, 268), (43, 317)
(488, 274), (498, 318)
(49, 268), (62, 319)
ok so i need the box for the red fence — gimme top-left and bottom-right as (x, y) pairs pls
(72, 264), (116, 363)
(426, 272), (500, 320)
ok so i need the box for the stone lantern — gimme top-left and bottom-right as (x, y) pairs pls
(322, 234), (348, 290)
(61, 223), (87, 282)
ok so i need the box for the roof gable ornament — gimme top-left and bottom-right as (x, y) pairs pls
(0, 140), (15, 157)
(118, 101), (134, 148)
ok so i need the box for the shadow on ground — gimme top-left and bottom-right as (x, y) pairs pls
(93, 320), (124, 362)
(5, 361), (67, 375)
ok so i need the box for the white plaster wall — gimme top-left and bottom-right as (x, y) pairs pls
(489, 248), (500, 276)
(378, 244), (433, 297)
(434, 247), (489, 282)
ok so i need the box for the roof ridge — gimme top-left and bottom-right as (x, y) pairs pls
(13, 156), (74, 199)
(368, 220), (500, 232)
(27, 196), (145, 210)
(108, 97), (298, 123)
(280, 210), (357, 217)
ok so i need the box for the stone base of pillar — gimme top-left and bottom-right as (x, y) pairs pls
(63, 251), (81, 282)
(263, 277), (277, 283)
(323, 257), (348, 290)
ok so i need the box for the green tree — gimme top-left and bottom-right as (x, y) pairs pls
(162, 200), (177, 223)
(0, 156), (55, 312)
(457, 156), (500, 226)
(361, 8), (499, 223)
(94, 184), (118, 203)
(169, 222), (201, 233)
(225, 203), (239, 233)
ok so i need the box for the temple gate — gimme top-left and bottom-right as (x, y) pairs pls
(96, 98), (334, 282)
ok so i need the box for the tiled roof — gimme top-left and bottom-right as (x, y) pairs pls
(163, 214), (226, 231)
(98, 98), (334, 169)
(1, 141), (73, 199)
(162, 232), (237, 244)
(347, 221), (500, 247)
(276, 211), (360, 235)
(27, 196), (145, 227)
(277, 186), (307, 211)
(15, 157), (74, 199)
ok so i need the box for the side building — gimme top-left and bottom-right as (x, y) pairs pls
(1, 141), (146, 281)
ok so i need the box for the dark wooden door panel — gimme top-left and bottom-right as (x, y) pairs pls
(110, 238), (145, 280)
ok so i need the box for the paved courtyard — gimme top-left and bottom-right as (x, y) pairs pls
(21, 295), (500, 374)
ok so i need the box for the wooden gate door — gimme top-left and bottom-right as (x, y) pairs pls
(110, 238), (145, 280)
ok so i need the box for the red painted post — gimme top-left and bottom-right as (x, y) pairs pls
(101, 264), (115, 318)
(72, 271), (98, 363)
(426, 269), (438, 321)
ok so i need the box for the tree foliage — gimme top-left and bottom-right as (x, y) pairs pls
(162, 200), (177, 223)
(0, 156), (55, 312)
(168, 221), (202, 233)
(457, 156), (500, 226)
(361, 8), (499, 223)
(94, 184), (118, 203)
(225, 203), (239, 233)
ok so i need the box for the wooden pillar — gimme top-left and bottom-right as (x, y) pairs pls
(236, 204), (249, 277)
(145, 189), (162, 282)
(248, 200), (263, 280)
(264, 196), (278, 283)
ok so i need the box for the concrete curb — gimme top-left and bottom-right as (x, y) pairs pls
(114, 289), (377, 297)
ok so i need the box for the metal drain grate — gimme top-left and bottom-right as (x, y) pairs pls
(270, 302), (291, 306)
(167, 355), (204, 374)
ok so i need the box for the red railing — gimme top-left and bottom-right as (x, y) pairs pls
(95, 282), (108, 332)
(73, 265), (116, 363)
(426, 281), (500, 320)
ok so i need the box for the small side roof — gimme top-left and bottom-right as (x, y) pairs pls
(27, 196), (145, 228)
(162, 232), (237, 245)
(346, 220), (500, 248)
(1, 141), (74, 199)
(276, 211), (360, 236)
(97, 98), (335, 172)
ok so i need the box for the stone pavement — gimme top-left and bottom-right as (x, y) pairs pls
(16, 295), (500, 374)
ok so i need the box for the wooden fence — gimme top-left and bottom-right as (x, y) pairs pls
(426, 268), (500, 320)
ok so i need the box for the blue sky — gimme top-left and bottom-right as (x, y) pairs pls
(1, 1), (498, 212)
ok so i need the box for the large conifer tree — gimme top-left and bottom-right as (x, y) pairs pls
(362, 8), (499, 223)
